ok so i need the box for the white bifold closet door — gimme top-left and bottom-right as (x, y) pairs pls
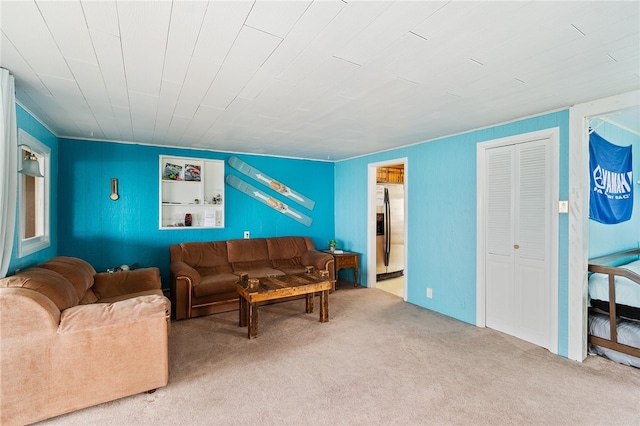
(485, 138), (553, 350)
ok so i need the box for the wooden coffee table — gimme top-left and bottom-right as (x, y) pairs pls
(236, 272), (333, 339)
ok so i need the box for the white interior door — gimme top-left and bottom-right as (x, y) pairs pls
(485, 138), (553, 350)
(486, 145), (516, 337)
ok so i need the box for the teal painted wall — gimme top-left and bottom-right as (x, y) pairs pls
(57, 139), (335, 288)
(588, 122), (640, 258)
(335, 111), (570, 356)
(8, 105), (58, 273)
(9, 105), (584, 357)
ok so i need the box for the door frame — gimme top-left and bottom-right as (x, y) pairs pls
(567, 90), (640, 361)
(476, 128), (560, 354)
(367, 157), (408, 300)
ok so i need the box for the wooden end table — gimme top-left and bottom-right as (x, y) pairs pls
(236, 273), (333, 339)
(323, 250), (360, 287)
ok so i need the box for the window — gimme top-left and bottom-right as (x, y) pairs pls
(18, 129), (50, 257)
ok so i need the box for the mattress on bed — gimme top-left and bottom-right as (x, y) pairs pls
(588, 259), (640, 309)
(588, 312), (640, 368)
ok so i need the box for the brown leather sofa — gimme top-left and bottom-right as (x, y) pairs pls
(0, 256), (171, 426)
(170, 236), (335, 320)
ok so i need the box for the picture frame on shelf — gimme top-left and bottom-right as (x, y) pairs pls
(163, 163), (182, 180)
(184, 164), (201, 181)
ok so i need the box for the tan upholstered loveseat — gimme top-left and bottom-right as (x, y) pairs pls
(170, 236), (335, 320)
(0, 256), (171, 426)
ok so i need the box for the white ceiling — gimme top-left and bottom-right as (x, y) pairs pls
(2, 1), (639, 161)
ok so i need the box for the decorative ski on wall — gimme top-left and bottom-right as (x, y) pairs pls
(228, 156), (315, 210)
(226, 174), (313, 227)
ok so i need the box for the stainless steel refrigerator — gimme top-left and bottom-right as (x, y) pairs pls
(376, 183), (404, 281)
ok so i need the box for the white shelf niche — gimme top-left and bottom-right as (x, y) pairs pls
(159, 155), (225, 229)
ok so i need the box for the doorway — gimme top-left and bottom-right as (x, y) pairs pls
(368, 158), (408, 300)
(587, 106), (640, 259)
(476, 128), (559, 353)
(375, 164), (405, 297)
(567, 93), (640, 361)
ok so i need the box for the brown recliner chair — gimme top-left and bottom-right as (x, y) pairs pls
(0, 256), (170, 425)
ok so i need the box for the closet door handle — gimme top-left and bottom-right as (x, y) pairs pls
(514, 244), (520, 249)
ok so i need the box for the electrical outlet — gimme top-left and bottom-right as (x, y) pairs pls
(244, 231), (250, 239)
(426, 288), (433, 298)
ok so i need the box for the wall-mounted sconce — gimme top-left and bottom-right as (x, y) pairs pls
(110, 178), (119, 201)
(18, 144), (43, 177)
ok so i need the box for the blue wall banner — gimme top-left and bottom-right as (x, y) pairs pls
(589, 131), (633, 224)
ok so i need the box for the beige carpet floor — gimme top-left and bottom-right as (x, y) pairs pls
(40, 284), (640, 425)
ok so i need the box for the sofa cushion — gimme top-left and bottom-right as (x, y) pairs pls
(97, 289), (165, 304)
(267, 237), (311, 269)
(196, 265), (234, 277)
(92, 268), (162, 300)
(58, 294), (169, 333)
(1, 269), (78, 311)
(234, 267), (286, 278)
(275, 265), (306, 276)
(173, 241), (233, 274)
(193, 273), (239, 298)
(79, 289), (99, 305)
(227, 238), (272, 270)
(37, 256), (96, 300)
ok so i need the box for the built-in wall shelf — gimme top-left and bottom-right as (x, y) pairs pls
(159, 155), (225, 229)
(376, 165), (404, 184)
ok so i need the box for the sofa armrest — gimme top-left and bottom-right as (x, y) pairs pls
(58, 294), (170, 333)
(302, 250), (335, 280)
(170, 261), (201, 287)
(170, 261), (201, 320)
(0, 288), (60, 338)
(92, 267), (161, 300)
